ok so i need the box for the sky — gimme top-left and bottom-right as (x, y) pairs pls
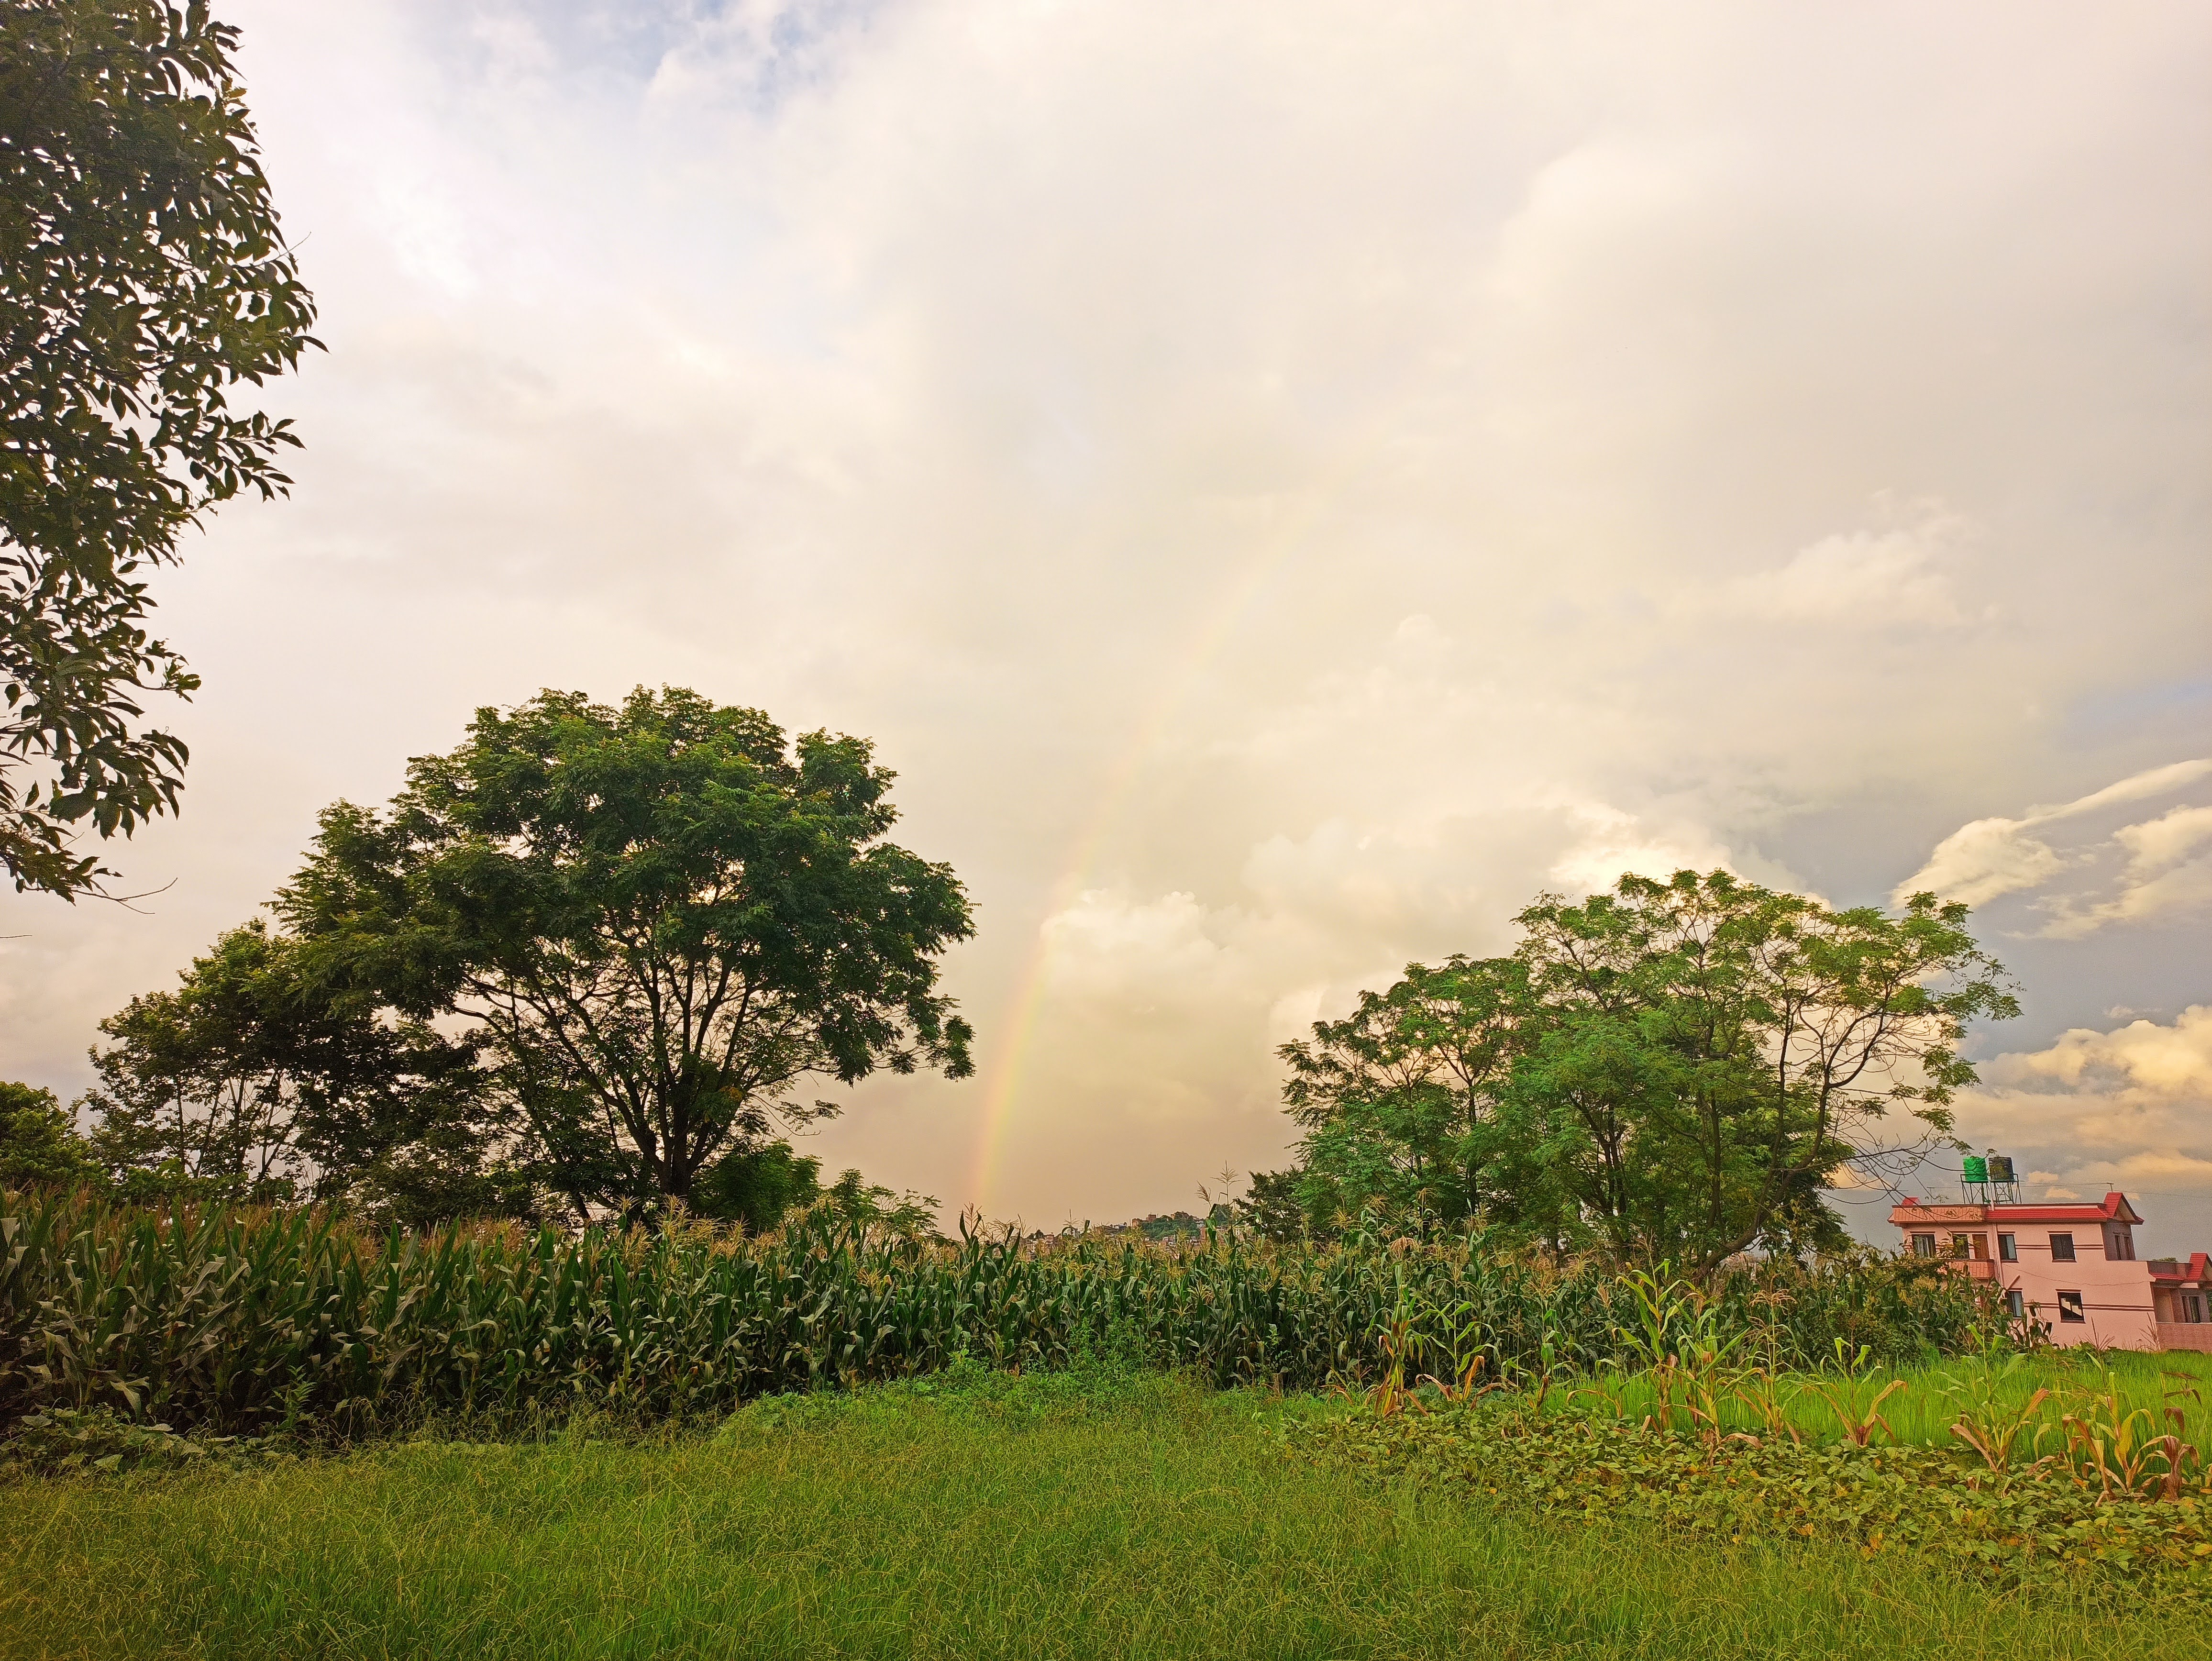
(3, 0), (2208, 1246)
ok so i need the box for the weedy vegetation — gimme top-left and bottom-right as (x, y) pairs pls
(1297, 1267), (2212, 1597)
(7, 1368), (2211, 1661)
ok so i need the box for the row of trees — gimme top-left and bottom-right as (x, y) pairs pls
(9, 712), (2015, 1265)
(11, 761), (2017, 1262)
(1243, 870), (2016, 1270)
(5, 686), (972, 1230)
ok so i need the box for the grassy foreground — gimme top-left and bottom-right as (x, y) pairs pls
(4, 1371), (2205, 1661)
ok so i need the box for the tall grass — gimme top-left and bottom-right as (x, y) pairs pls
(5, 1372), (2201, 1661)
(3, 1187), (1993, 1437)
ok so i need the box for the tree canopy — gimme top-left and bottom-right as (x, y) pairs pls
(2, 0), (317, 897)
(278, 687), (976, 1219)
(78, 916), (483, 1210)
(1257, 870), (2017, 1267)
(1278, 955), (1532, 1233)
(0, 1079), (96, 1187)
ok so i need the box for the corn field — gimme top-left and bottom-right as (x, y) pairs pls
(1, 1187), (1996, 1438)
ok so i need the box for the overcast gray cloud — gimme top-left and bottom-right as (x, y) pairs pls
(3, 0), (2207, 1244)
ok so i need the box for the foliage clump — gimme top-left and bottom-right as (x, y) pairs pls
(0, 1082), (98, 1188)
(1258, 869), (2017, 1268)
(3, 0), (318, 897)
(14, 687), (973, 1228)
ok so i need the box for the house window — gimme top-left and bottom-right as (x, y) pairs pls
(1912, 1233), (1936, 1257)
(2058, 1290), (2086, 1324)
(2110, 1230), (2134, 1262)
(1997, 1233), (2017, 1262)
(1951, 1233), (1972, 1257)
(2006, 1290), (2025, 1319)
(2050, 1233), (2076, 1262)
(2184, 1293), (2205, 1324)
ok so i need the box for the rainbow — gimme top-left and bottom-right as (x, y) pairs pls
(961, 532), (1323, 1217)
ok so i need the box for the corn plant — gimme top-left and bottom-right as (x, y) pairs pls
(1363, 1306), (1421, 1418)
(1802, 1341), (1906, 1448)
(1730, 1365), (1802, 1446)
(1722, 1290), (1802, 1445)
(0, 1188), (2016, 1440)
(1411, 1296), (1491, 1404)
(2044, 1363), (2205, 1502)
(1603, 1268), (1751, 1444)
(1940, 1344), (2051, 1473)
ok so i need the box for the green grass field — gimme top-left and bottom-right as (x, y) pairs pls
(1554, 1346), (2212, 1447)
(5, 1369), (2205, 1661)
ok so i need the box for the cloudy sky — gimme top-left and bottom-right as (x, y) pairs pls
(5, 1), (2208, 1245)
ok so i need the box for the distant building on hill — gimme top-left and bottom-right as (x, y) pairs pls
(1891, 1182), (2212, 1352)
(1092, 1209), (1222, 1243)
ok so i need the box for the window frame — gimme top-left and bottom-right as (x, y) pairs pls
(2049, 1232), (2076, 1262)
(2057, 1289), (2086, 1324)
(1911, 1233), (1936, 1257)
(1997, 1232), (2017, 1262)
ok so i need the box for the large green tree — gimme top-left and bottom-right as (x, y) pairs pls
(1515, 871), (2015, 1266)
(1256, 870), (2016, 1266)
(2, 0), (317, 898)
(278, 687), (976, 1220)
(1275, 955), (1533, 1232)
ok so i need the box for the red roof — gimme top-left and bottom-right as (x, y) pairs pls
(1889, 1191), (2145, 1227)
(2150, 1251), (2212, 1286)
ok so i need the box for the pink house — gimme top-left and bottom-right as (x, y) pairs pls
(1891, 1190), (2212, 1353)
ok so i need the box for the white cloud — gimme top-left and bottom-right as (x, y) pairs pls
(1896, 760), (2212, 929)
(1038, 889), (1232, 1000)
(1986, 1006), (2212, 1098)
(1955, 1008), (2212, 1243)
(2042, 804), (2212, 935)
(1716, 514), (1970, 629)
(1545, 804), (1737, 893)
(2118, 804), (2212, 875)
(1900, 819), (2069, 909)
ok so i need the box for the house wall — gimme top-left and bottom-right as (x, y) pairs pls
(2000, 1228), (2157, 1351)
(1889, 1197), (2208, 1351)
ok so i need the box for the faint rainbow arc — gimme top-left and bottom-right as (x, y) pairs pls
(962, 514), (1333, 1218)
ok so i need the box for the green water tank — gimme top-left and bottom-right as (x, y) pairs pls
(1962, 1155), (1988, 1183)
